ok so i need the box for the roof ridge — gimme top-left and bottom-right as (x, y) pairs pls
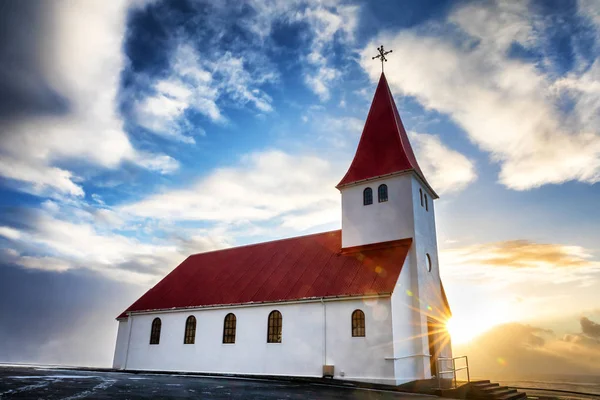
(189, 229), (341, 257)
(385, 75), (415, 175)
(340, 237), (413, 255)
(336, 74), (385, 188)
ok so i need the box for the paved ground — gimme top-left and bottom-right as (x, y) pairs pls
(0, 366), (437, 399)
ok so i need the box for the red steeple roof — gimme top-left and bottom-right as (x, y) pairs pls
(337, 73), (436, 197)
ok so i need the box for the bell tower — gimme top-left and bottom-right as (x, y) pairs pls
(338, 71), (450, 381)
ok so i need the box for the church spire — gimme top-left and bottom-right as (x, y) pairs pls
(337, 72), (437, 198)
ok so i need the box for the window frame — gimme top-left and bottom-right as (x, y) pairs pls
(223, 313), (237, 344)
(419, 188), (424, 207)
(424, 193), (428, 211)
(150, 317), (161, 345)
(378, 184), (388, 203)
(184, 315), (196, 344)
(267, 310), (282, 343)
(351, 309), (366, 337)
(363, 187), (373, 205)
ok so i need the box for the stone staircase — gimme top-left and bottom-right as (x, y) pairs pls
(468, 380), (527, 400)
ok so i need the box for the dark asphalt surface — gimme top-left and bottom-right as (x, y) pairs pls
(0, 366), (437, 399)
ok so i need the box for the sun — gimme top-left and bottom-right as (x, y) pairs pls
(445, 316), (488, 344)
(446, 312), (513, 344)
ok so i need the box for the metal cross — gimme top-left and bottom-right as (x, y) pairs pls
(372, 45), (392, 72)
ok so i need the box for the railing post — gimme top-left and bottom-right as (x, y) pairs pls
(453, 358), (457, 388)
(466, 356), (470, 383)
(437, 358), (441, 389)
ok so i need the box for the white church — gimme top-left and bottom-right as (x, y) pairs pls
(113, 71), (453, 385)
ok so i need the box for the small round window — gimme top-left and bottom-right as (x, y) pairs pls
(426, 254), (432, 272)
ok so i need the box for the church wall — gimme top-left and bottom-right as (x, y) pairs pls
(390, 254), (429, 384)
(112, 319), (130, 369)
(117, 298), (396, 384)
(380, 174), (453, 384)
(410, 176), (453, 379)
(325, 297), (395, 383)
(340, 173), (415, 248)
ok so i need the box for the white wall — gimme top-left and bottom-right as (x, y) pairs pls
(390, 255), (428, 385)
(341, 174), (415, 248)
(412, 175), (452, 360)
(112, 319), (129, 369)
(115, 298), (397, 384)
(400, 175), (452, 382)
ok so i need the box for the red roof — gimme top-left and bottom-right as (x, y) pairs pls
(118, 231), (412, 319)
(337, 73), (435, 196)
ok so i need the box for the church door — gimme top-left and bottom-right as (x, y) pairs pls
(427, 319), (438, 377)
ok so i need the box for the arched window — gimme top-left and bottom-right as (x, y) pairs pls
(426, 254), (432, 272)
(363, 187), (373, 205)
(424, 194), (429, 211)
(223, 313), (237, 344)
(267, 310), (282, 343)
(352, 309), (365, 337)
(378, 184), (388, 202)
(419, 189), (424, 207)
(150, 318), (161, 345)
(184, 316), (196, 344)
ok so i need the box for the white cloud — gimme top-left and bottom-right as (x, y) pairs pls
(120, 150), (341, 231)
(442, 240), (600, 287)
(410, 132), (477, 194)
(0, 1), (177, 197)
(2, 209), (230, 284)
(0, 156), (84, 197)
(135, 44), (276, 141)
(360, 0), (600, 190)
(299, 3), (358, 100)
(234, 0), (358, 101)
(135, 46), (220, 142)
(308, 114), (364, 148)
(133, 152), (180, 175)
(0, 226), (22, 240)
(18, 255), (73, 273)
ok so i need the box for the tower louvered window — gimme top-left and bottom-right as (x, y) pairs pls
(267, 310), (282, 343)
(363, 187), (373, 205)
(420, 189), (424, 207)
(223, 313), (237, 344)
(150, 317), (161, 345)
(424, 194), (429, 211)
(352, 309), (365, 337)
(378, 184), (388, 202)
(184, 316), (196, 344)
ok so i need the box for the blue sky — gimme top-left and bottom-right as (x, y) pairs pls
(0, 0), (599, 372)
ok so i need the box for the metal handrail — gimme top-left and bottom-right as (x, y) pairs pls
(436, 355), (470, 389)
(384, 354), (431, 361)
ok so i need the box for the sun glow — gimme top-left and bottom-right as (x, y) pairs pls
(446, 313), (511, 344)
(445, 317), (471, 343)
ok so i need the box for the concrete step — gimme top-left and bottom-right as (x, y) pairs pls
(472, 382), (500, 390)
(483, 388), (517, 396)
(469, 392), (525, 400)
(496, 392), (526, 400)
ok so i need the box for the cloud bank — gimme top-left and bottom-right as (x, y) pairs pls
(456, 318), (600, 378)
